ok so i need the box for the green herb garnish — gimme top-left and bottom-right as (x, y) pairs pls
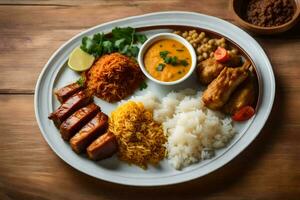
(159, 51), (189, 66)
(180, 60), (189, 66)
(80, 27), (147, 58)
(156, 63), (165, 71)
(76, 76), (85, 87)
(159, 51), (169, 58)
(139, 81), (148, 90)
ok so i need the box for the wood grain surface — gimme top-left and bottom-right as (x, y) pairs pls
(0, 1), (299, 199)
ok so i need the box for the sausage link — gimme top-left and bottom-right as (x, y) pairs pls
(48, 91), (90, 127)
(87, 132), (117, 160)
(60, 103), (100, 141)
(70, 112), (108, 153)
(54, 82), (82, 103)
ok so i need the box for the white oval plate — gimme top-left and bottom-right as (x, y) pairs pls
(34, 11), (275, 186)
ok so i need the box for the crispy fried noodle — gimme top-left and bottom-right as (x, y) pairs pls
(109, 101), (166, 169)
(84, 53), (144, 102)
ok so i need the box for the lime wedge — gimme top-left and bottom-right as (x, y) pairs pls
(68, 47), (95, 71)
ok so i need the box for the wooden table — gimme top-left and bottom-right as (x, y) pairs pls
(0, 1), (299, 199)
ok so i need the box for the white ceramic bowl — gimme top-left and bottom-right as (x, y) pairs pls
(138, 33), (197, 85)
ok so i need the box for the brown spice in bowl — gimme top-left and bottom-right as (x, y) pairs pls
(245, 0), (295, 27)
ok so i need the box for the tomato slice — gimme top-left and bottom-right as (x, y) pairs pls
(214, 47), (229, 62)
(232, 106), (255, 121)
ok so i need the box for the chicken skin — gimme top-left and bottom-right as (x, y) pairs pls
(202, 60), (251, 110)
(223, 72), (257, 114)
(197, 58), (225, 85)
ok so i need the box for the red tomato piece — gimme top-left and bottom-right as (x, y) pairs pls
(214, 47), (229, 62)
(232, 106), (255, 121)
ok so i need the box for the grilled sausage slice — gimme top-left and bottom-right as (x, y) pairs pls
(70, 112), (108, 153)
(87, 132), (117, 161)
(48, 91), (90, 127)
(54, 82), (82, 103)
(60, 103), (100, 141)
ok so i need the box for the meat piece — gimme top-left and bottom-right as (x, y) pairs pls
(87, 132), (117, 161)
(70, 112), (108, 153)
(223, 73), (257, 114)
(48, 91), (90, 127)
(197, 58), (225, 85)
(54, 82), (82, 103)
(60, 103), (100, 141)
(202, 60), (251, 110)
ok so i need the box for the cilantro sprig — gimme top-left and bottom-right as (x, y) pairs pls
(80, 27), (147, 58)
(159, 51), (189, 67)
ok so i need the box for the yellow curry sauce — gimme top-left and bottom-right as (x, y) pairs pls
(144, 39), (191, 82)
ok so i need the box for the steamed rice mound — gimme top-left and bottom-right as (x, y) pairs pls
(85, 53), (144, 102)
(109, 101), (166, 169)
(131, 89), (236, 170)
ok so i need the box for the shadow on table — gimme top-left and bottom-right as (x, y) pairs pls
(66, 74), (284, 199)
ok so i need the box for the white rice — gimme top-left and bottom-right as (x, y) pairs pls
(131, 89), (236, 170)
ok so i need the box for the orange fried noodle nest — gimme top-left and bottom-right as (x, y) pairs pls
(84, 53), (144, 102)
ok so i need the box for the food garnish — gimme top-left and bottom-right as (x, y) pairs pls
(76, 76), (85, 87)
(214, 47), (229, 62)
(159, 51), (188, 66)
(232, 106), (255, 121)
(68, 47), (95, 71)
(139, 81), (148, 90)
(80, 27), (147, 58)
(156, 63), (165, 71)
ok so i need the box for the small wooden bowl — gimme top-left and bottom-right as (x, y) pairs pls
(230, 0), (300, 35)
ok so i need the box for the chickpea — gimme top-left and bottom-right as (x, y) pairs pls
(197, 55), (203, 61)
(186, 36), (192, 41)
(197, 47), (202, 54)
(207, 44), (212, 50)
(202, 52), (208, 59)
(202, 46), (207, 52)
(220, 43), (226, 48)
(208, 39), (215, 45)
(192, 33), (198, 39)
(182, 31), (188, 38)
(231, 48), (238, 55)
(203, 37), (209, 43)
(210, 52), (214, 57)
(195, 38), (201, 43)
(219, 37), (225, 43)
(192, 43), (197, 48)
(200, 32), (205, 37)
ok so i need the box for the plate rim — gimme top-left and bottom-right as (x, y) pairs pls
(34, 11), (276, 186)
